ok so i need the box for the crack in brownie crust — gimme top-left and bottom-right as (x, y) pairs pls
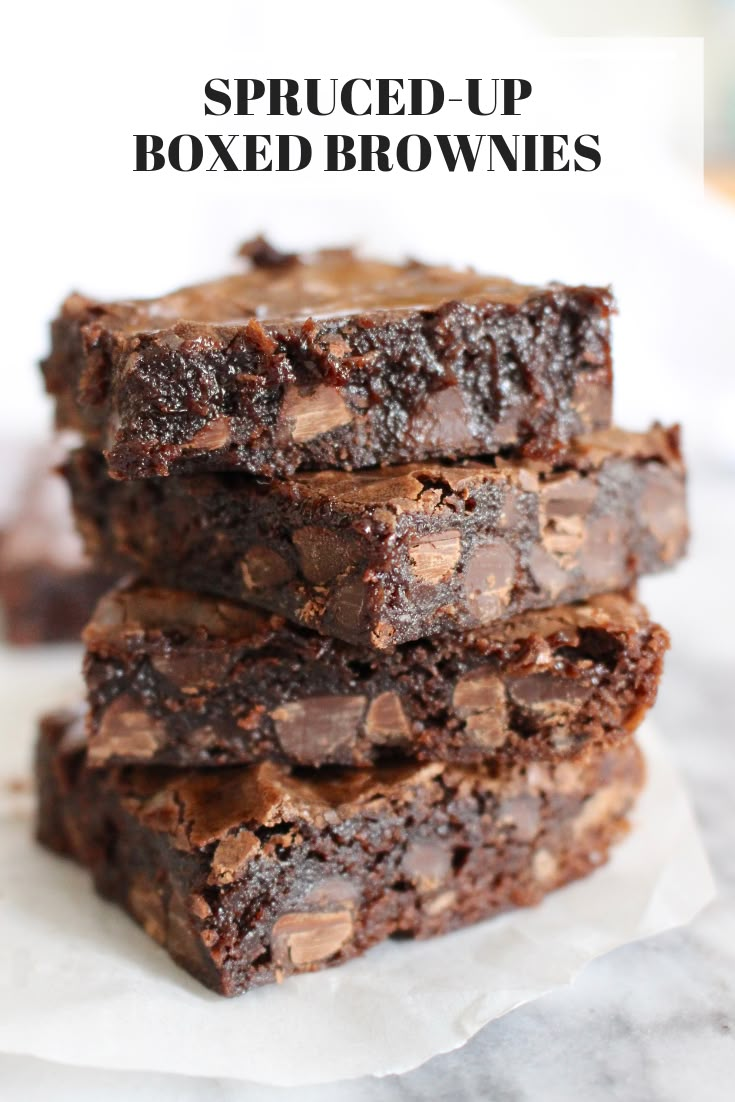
(66, 425), (688, 648)
(42, 245), (614, 478)
(82, 585), (667, 768)
(36, 708), (644, 996)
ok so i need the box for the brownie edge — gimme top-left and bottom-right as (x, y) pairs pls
(37, 708), (644, 996)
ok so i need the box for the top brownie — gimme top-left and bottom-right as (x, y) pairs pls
(42, 240), (614, 479)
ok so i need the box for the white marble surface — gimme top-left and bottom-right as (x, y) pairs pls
(0, 457), (732, 1101)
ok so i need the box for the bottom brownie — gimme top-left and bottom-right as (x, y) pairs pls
(36, 708), (644, 997)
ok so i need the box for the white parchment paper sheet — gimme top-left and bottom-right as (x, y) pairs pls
(0, 647), (715, 1086)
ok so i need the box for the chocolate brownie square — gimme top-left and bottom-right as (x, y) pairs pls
(66, 426), (687, 648)
(83, 583), (667, 768)
(36, 707), (643, 996)
(42, 242), (613, 478)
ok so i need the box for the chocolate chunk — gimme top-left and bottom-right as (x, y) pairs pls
(271, 911), (355, 967)
(327, 578), (366, 634)
(452, 668), (506, 716)
(579, 517), (627, 589)
(538, 473), (597, 568)
(402, 841), (452, 891)
(410, 387), (477, 452)
(453, 670), (508, 748)
(183, 416), (232, 452)
(364, 692), (412, 744)
(241, 547), (294, 590)
(507, 675), (592, 714)
(149, 652), (232, 691)
(291, 526), (355, 585)
(270, 696), (367, 764)
(464, 542), (516, 621)
(281, 385), (354, 443)
(528, 545), (573, 600)
(88, 695), (167, 764)
(409, 530), (462, 584)
(301, 878), (359, 911)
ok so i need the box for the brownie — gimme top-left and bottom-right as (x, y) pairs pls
(0, 449), (116, 645)
(42, 242), (614, 479)
(0, 562), (112, 646)
(36, 707), (644, 996)
(83, 583), (667, 769)
(66, 425), (687, 649)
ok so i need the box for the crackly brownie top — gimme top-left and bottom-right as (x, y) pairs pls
(281, 425), (684, 514)
(59, 239), (609, 334)
(85, 581), (651, 659)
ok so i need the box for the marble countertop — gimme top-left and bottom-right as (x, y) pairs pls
(0, 458), (732, 1102)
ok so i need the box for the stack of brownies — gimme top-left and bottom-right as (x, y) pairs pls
(35, 241), (688, 996)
